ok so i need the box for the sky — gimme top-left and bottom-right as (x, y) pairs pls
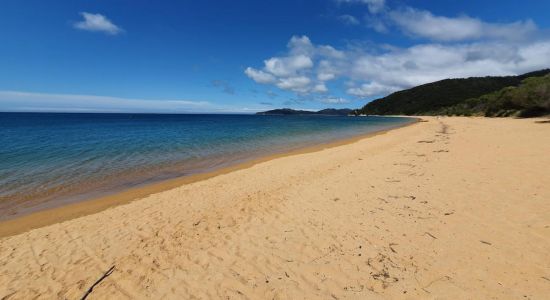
(1, 0), (549, 113)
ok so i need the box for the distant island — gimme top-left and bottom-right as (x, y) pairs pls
(256, 108), (353, 116)
(354, 69), (550, 117)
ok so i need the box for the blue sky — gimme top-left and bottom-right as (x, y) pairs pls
(1, 0), (549, 113)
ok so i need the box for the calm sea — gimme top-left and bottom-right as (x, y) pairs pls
(0, 112), (414, 219)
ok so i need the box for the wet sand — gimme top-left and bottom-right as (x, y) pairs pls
(1, 117), (549, 299)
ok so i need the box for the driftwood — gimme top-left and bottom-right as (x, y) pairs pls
(424, 232), (437, 239)
(80, 266), (115, 300)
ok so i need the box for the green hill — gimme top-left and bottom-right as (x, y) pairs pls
(355, 69), (550, 116)
(442, 74), (550, 117)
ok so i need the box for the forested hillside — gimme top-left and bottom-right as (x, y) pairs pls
(355, 69), (550, 116)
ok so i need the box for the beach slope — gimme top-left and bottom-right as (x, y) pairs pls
(1, 117), (549, 299)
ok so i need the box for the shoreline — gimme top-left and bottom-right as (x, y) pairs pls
(0, 118), (418, 237)
(2, 116), (549, 299)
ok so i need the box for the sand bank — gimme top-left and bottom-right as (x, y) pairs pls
(1, 117), (549, 299)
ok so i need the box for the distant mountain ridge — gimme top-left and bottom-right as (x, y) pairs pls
(355, 69), (550, 116)
(256, 108), (353, 116)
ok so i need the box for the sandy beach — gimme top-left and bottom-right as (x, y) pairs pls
(1, 116), (549, 299)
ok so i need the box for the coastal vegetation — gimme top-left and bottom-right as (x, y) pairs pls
(441, 74), (550, 117)
(354, 69), (550, 117)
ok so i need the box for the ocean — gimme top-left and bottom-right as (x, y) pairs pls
(0, 112), (414, 219)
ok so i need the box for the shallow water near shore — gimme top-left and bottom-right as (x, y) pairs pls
(0, 112), (414, 219)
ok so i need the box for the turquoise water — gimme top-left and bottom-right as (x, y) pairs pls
(0, 113), (414, 219)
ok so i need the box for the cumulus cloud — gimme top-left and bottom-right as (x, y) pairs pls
(389, 8), (537, 42)
(350, 41), (550, 88)
(246, 5), (550, 102)
(317, 72), (336, 81)
(245, 34), (550, 99)
(244, 67), (276, 84)
(74, 12), (123, 35)
(276, 76), (312, 93)
(312, 83), (329, 93)
(245, 36), (338, 94)
(264, 55), (313, 77)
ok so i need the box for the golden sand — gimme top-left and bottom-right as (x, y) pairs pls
(1, 117), (549, 299)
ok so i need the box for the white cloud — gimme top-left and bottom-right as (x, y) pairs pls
(312, 83), (329, 93)
(318, 45), (346, 59)
(245, 34), (550, 100)
(349, 41), (550, 90)
(276, 76), (312, 93)
(246, 5), (549, 103)
(244, 35), (336, 94)
(389, 8), (537, 42)
(347, 82), (400, 97)
(244, 67), (276, 84)
(0, 91), (261, 113)
(264, 55), (313, 77)
(337, 0), (386, 14)
(320, 97), (350, 104)
(317, 72), (336, 81)
(74, 12), (123, 35)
